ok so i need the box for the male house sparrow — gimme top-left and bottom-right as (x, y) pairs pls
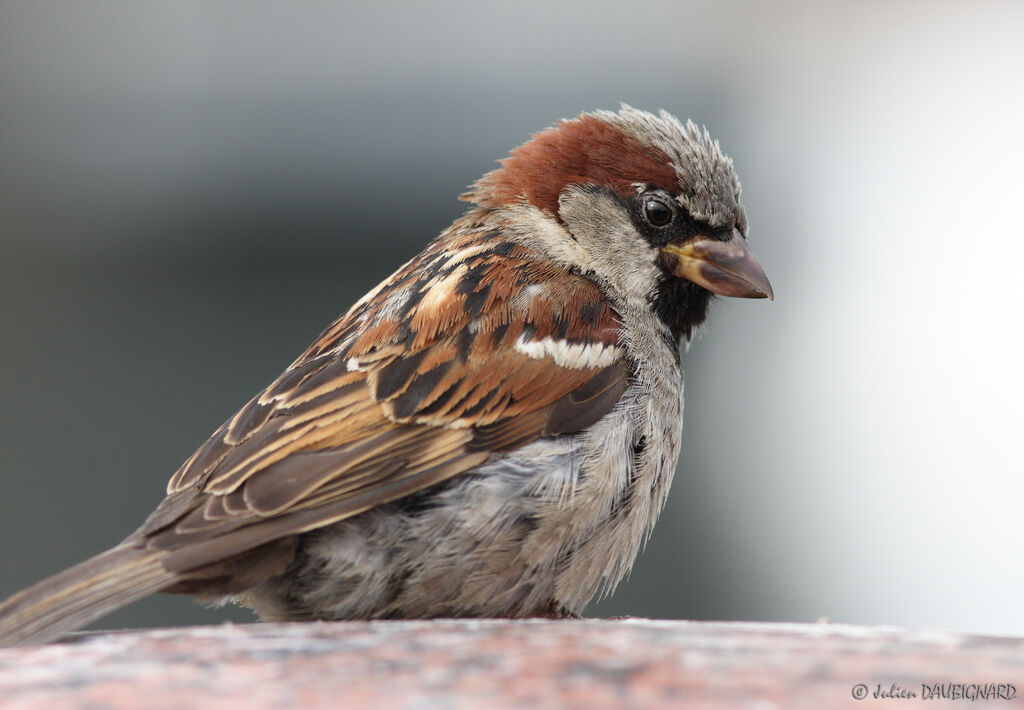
(0, 106), (771, 646)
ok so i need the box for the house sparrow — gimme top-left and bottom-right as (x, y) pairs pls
(0, 106), (771, 646)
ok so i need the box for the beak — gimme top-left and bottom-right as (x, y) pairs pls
(661, 229), (774, 300)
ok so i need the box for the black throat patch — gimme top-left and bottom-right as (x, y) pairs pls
(651, 276), (714, 347)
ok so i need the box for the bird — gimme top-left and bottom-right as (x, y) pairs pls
(0, 106), (772, 646)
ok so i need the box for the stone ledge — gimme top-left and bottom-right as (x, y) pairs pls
(0, 619), (1021, 709)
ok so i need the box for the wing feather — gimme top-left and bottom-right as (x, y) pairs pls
(140, 229), (630, 576)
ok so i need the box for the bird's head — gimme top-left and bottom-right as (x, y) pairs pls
(463, 105), (772, 343)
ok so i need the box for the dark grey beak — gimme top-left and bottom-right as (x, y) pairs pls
(661, 229), (774, 300)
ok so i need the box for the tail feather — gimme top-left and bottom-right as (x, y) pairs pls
(0, 545), (178, 647)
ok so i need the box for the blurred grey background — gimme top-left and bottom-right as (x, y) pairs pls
(2, 1), (1022, 636)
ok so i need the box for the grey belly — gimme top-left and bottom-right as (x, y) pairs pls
(237, 388), (673, 621)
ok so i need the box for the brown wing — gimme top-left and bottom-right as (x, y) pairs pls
(136, 225), (631, 576)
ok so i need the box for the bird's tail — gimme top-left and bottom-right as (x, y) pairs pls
(0, 544), (177, 647)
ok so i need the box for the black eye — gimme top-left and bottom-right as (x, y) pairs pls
(643, 197), (673, 227)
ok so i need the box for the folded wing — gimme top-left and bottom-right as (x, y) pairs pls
(140, 228), (631, 575)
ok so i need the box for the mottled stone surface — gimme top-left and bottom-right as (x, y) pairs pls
(0, 620), (1021, 709)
